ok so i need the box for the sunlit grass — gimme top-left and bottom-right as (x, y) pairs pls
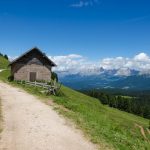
(0, 56), (9, 69)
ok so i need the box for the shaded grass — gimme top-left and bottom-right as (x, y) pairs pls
(9, 81), (150, 150)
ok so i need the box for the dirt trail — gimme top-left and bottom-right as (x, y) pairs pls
(0, 82), (97, 150)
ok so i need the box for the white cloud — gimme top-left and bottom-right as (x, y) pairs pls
(99, 53), (150, 75)
(8, 56), (18, 61)
(49, 54), (99, 76)
(49, 52), (150, 76)
(134, 53), (149, 61)
(100, 57), (128, 70)
(71, 1), (91, 8)
(70, 0), (99, 8)
(115, 68), (131, 76)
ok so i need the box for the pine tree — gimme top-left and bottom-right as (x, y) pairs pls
(4, 54), (8, 60)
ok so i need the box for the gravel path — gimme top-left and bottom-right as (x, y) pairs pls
(0, 82), (96, 150)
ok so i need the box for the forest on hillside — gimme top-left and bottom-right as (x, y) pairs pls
(81, 89), (150, 119)
(0, 53), (8, 60)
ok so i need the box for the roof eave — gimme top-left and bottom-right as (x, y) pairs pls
(9, 47), (57, 67)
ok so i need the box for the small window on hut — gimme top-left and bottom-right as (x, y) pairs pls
(29, 72), (36, 82)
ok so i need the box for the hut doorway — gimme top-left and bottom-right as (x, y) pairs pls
(29, 72), (36, 81)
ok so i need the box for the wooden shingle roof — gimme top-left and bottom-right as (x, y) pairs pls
(9, 47), (56, 67)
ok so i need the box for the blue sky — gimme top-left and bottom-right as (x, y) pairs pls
(0, 0), (150, 60)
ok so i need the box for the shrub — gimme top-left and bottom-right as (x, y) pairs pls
(51, 72), (58, 82)
(8, 75), (14, 82)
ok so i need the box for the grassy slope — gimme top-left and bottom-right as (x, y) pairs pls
(0, 56), (10, 81)
(0, 69), (149, 149)
(0, 56), (9, 69)
(0, 69), (11, 81)
(52, 86), (150, 150)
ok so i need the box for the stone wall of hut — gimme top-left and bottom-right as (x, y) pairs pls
(11, 63), (51, 81)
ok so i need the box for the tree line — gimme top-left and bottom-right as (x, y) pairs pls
(0, 52), (8, 60)
(82, 89), (150, 119)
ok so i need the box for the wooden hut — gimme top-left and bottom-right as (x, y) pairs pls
(9, 47), (56, 81)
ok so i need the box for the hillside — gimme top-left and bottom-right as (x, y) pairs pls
(51, 86), (150, 149)
(0, 56), (9, 69)
(0, 69), (149, 149)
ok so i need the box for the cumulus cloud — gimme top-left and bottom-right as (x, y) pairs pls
(49, 52), (150, 76)
(49, 54), (100, 76)
(99, 53), (150, 75)
(100, 57), (128, 70)
(134, 53), (149, 61)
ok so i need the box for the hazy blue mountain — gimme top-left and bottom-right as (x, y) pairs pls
(111, 75), (150, 90)
(58, 69), (150, 90)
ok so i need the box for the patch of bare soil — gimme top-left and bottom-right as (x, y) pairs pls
(135, 123), (148, 141)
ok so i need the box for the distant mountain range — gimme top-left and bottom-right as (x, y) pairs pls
(58, 68), (150, 90)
